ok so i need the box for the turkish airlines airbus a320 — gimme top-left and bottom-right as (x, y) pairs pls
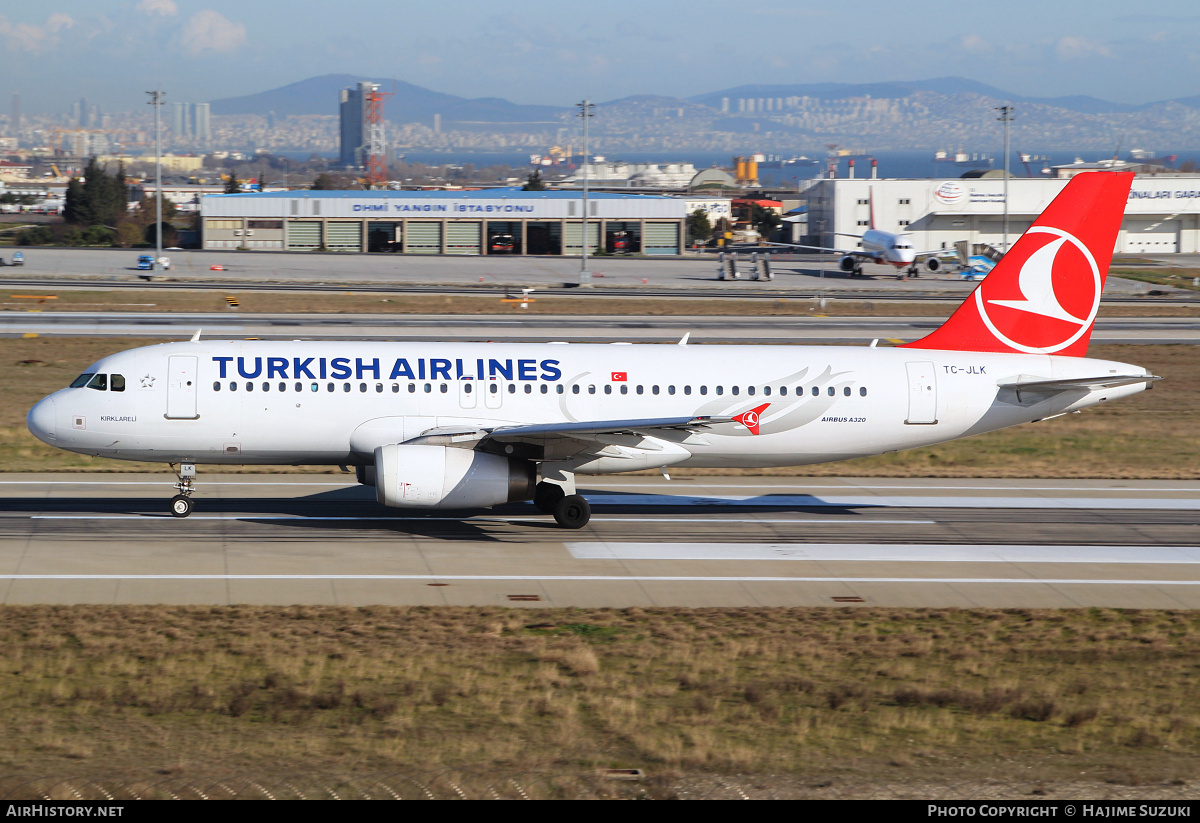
(27, 172), (1156, 528)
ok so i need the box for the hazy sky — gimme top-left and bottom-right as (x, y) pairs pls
(4, 0), (1200, 114)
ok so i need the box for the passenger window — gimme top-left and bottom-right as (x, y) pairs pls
(246, 382), (253, 392)
(716, 386), (723, 395)
(747, 386), (755, 396)
(540, 384), (548, 394)
(327, 383), (334, 392)
(343, 383), (351, 392)
(684, 386), (691, 395)
(844, 386), (851, 397)
(525, 384), (533, 394)
(424, 383), (431, 393)
(731, 386), (739, 396)
(828, 387), (835, 396)
(620, 385), (628, 395)
(87, 374), (107, 391)
(507, 384), (516, 394)
(588, 385), (595, 395)
(572, 385), (580, 394)
(311, 383), (318, 392)
(262, 382), (270, 392)
(213, 381), (221, 391)
(408, 383), (416, 393)
(293, 382), (300, 392)
(604, 385), (611, 395)
(440, 384), (448, 393)
(860, 386), (867, 397)
(71, 373), (94, 388)
(700, 386), (708, 396)
(376, 383), (383, 393)
(763, 386), (771, 396)
(230, 382), (237, 392)
(359, 383), (367, 393)
(391, 384), (399, 393)
(111, 375), (125, 392)
(811, 386), (819, 396)
(464, 383), (473, 394)
(490, 384), (498, 394)
(636, 385), (644, 395)
(556, 385), (564, 394)
(780, 386), (787, 396)
(668, 385), (675, 395)
(652, 385), (659, 395)
(279, 382), (286, 392)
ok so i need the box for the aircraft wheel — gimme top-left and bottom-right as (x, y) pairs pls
(553, 495), (591, 529)
(534, 482), (565, 514)
(170, 494), (193, 518)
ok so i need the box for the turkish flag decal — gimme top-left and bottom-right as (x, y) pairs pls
(611, 372), (628, 382)
(734, 403), (770, 435)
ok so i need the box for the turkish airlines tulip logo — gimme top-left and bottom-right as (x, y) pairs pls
(934, 181), (965, 204)
(734, 403), (770, 435)
(975, 226), (1101, 354)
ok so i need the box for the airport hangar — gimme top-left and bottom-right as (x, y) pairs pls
(803, 174), (1200, 254)
(199, 188), (729, 256)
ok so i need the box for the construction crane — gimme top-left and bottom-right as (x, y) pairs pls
(364, 85), (393, 187)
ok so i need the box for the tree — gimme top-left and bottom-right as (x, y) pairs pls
(310, 173), (337, 190)
(62, 178), (88, 225)
(686, 208), (713, 246)
(522, 170), (546, 191)
(145, 221), (178, 247)
(224, 167), (241, 194)
(750, 204), (781, 240)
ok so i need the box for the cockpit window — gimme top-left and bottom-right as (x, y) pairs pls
(111, 374), (125, 392)
(70, 373), (95, 388)
(86, 374), (108, 391)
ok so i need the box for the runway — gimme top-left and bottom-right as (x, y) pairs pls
(3, 474), (1199, 608)
(4, 311), (1200, 344)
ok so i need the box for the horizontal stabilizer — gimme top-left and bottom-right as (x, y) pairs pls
(997, 374), (1161, 400)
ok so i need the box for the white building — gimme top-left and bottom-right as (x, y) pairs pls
(804, 176), (1200, 254)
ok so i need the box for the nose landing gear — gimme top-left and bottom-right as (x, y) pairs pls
(170, 462), (196, 517)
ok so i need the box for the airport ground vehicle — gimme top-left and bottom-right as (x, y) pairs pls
(28, 173), (1155, 528)
(136, 254), (170, 271)
(489, 234), (516, 254)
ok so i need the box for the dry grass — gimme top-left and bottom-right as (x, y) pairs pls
(1, 337), (1196, 477)
(0, 606), (1196, 786)
(3, 287), (1199, 317)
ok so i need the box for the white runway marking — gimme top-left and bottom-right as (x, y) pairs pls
(608, 483), (1200, 493)
(0, 574), (1197, 586)
(26, 515), (934, 525)
(582, 494), (1200, 510)
(567, 542), (1200, 564)
(0, 481), (354, 487)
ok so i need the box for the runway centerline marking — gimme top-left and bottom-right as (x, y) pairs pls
(567, 542), (1200, 564)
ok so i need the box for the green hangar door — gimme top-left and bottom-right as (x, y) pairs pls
(445, 222), (482, 255)
(406, 223), (442, 254)
(286, 221), (322, 251)
(325, 222), (363, 252)
(643, 222), (681, 255)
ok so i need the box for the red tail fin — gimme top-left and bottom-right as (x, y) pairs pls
(901, 171), (1132, 356)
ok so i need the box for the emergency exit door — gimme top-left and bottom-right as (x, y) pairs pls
(904, 361), (937, 425)
(166, 355), (199, 419)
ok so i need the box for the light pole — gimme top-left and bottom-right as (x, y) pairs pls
(996, 104), (1013, 252)
(576, 99), (594, 286)
(147, 90), (164, 269)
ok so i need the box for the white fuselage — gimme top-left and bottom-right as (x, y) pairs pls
(859, 229), (916, 267)
(27, 340), (1149, 472)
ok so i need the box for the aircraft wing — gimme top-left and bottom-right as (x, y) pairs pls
(997, 374), (1161, 400)
(725, 241), (867, 256)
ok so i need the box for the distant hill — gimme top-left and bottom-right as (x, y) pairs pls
(209, 74), (567, 126)
(688, 77), (1151, 115)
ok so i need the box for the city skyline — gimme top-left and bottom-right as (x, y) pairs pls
(3, 1), (1200, 114)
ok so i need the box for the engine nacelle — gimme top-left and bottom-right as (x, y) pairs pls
(355, 465), (376, 487)
(925, 257), (941, 272)
(374, 444), (535, 509)
(839, 255), (858, 272)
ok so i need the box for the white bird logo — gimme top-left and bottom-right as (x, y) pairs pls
(987, 236), (1086, 325)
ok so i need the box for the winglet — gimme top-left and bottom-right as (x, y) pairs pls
(900, 172), (1133, 357)
(190, 329), (202, 342)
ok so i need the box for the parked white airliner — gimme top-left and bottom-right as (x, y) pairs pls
(27, 172), (1156, 528)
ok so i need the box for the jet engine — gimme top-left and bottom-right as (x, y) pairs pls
(839, 255), (858, 272)
(355, 465), (376, 487)
(925, 257), (941, 272)
(374, 444), (535, 509)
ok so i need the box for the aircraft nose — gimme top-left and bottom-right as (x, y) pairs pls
(27, 397), (57, 443)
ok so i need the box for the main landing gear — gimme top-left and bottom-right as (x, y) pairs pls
(533, 473), (591, 529)
(170, 462), (196, 518)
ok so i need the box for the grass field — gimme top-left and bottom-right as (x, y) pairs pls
(0, 606), (1195, 796)
(2, 336), (1196, 477)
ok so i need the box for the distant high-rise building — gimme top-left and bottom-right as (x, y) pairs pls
(193, 103), (211, 144)
(339, 81), (377, 168)
(267, 110), (276, 131)
(11, 93), (19, 138)
(171, 101), (190, 138)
